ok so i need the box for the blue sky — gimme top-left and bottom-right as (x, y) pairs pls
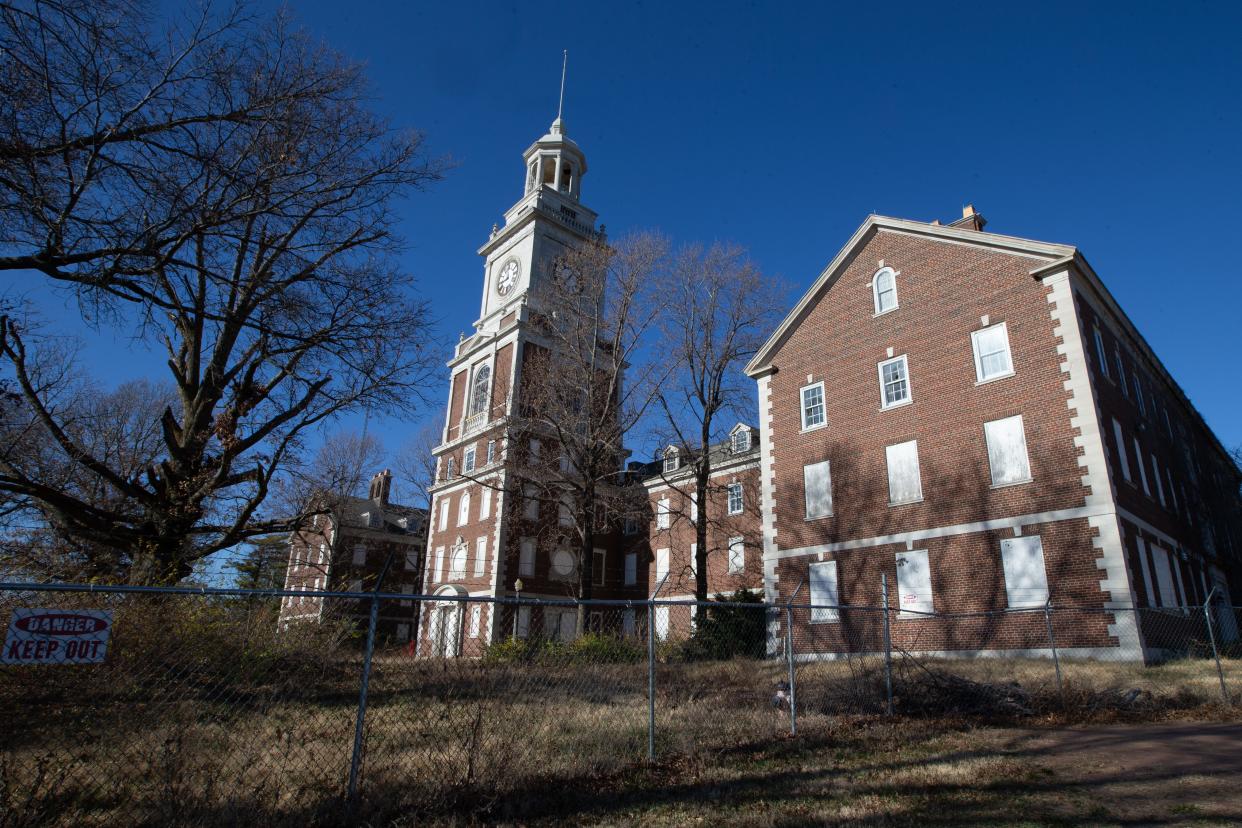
(27, 0), (1242, 494)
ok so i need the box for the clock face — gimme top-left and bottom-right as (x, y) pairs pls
(496, 259), (520, 296)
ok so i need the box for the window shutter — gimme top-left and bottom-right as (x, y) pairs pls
(984, 415), (1031, 486)
(804, 461), (833, 518)
(885, 440), (923, 504)
(809, 560), (839, 621)
(999, 536), (1049, 608)
(895, 550), (933, 616)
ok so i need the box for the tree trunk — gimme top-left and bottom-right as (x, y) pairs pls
(694, 464), (710, 602)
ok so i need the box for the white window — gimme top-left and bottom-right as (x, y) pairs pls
(731, 428), (751, 453)
(999, 536), (1049, 608)
(528, 439), (541, 466)
(656, 497), (670, 529)
(479, 486), (491, 520)
(437, 498), (450, 532)
(984, 415), (1032, 487)
(1093, 328), (1110, 379)
(445, 457), (456, 479)
(872, 266), (898, 314)
(895, 549), (933, 617)
(1134, 377), (1146, 415)
(655, 547), (669, 584)
(727, 483), (743, 515)
(523, 485), (539, 521)
(971, 322), (1014, 382)
(450, 544), (467, 580)
(352, 544), (367, 566)
(550, 547), (576, 580)
(804, 460), (833, 519)
(728, 537), (745, 574)
(518, 538), (535, 577)
(487, 440), (497, 464)
(474, 537), (487, 577)
(593, 548), (606, 587)
(1133, 438), (1151, 496)
(624, 552), (637, 585)
(885, 440), (923, 505)
(800, 382), (826, 430)
(457, 491), (471, 526)
(463, 444), (476, 473)
(433, 546), (445, 582)
(1112, 419), (1132, 482)
(878, 355), (911, 408)
(809, 560), (839, 622)
(662, 448), (680, 473)
(468, 604), (482, 637)
(558, 493), (573, 527)
(1114, 349), (1128, 397)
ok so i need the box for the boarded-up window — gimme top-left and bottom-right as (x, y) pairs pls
(985, 415), (1032, 486)
(624, 552), (637, 585)
(518, 538), (535, 577)
(523, 485), (539, 521)
(468, 604), (481, 637)
(1000, 536), (1049, 608)
(804, 461), (833, 518)
(474, 537), (487, 577)
(885, 440), (923, 505)
(1112, 419), (1132, 482)
(809, 560), (839, 622)
(1133, 438), (1151, 496)
(457, 492), (471, 526)
(593, 548), (606, 587)
(622, 608), (636, 636)
(1152, 543), (1178, 608)
(1136, 537), (1157, 608)
(450, 544), (467, 580)
(895, 549), (933, 616)
(654, 607), (670, 640)
(438, 498), (450, 532)
(728, 537), (745, 574)
(656, 498), (670, 529)
(480, 486), (491, 520)
(655, 548), (669, 584)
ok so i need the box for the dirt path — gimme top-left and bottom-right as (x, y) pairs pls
(993, 721), (1242, 825)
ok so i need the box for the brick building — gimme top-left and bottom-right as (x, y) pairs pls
(745, 207), (1241, 660)
(279, 470), (428, 644)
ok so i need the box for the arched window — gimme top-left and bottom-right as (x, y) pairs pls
(468, 364), (491, 417)
(873, 267), (898, 314)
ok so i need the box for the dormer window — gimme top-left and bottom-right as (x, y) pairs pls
(730, 427), (751, 454)
(873, 267), (899, 315)
(663, 448), (680, 474)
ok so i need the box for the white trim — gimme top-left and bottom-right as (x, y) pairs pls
(757, 375), (780, 618)
(799, 381), (826, 430)
(970, 321), (1015, 383)
(642, 458), (760, 494)
(872, 266), (899, 315)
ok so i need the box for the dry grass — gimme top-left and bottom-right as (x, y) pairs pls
(1, 643), (1239, 826)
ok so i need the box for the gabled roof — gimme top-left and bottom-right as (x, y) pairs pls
(744, 214), (1076, 377)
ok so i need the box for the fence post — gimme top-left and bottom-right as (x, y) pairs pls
(785, 577), (804, 736)
(347, 592), (380, 803)
(647, 573), (667, 762)
(1204, 587), (1230, 704)
(1044, 599), (1064, 701)
(880, 573), (894, 716)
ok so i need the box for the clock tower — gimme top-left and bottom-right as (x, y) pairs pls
(418, 112), (614, 657)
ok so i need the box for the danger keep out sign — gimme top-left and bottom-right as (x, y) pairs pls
(3, 608), (113, 664)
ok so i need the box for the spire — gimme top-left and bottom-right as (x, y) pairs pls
(552, 50), (567, 135)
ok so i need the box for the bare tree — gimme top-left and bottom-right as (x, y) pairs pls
(514, 232), (668, 627)
(0, 3), (444, 581)
(654, 243), (784, 601)
(396, 422), (440, 512)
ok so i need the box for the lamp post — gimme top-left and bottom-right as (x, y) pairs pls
(512, 578), (524, 641)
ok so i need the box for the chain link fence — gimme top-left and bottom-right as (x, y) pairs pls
(1, 580), (1238, 825)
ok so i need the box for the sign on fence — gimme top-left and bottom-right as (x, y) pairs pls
(2, 608), (112, 664)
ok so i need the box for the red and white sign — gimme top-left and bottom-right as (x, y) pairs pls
(2, 608), (112, 664)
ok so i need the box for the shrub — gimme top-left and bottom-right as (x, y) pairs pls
(561, 632), (645, 664)
(680, 589), (767, 661)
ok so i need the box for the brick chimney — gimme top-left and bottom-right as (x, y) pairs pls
(948, 204), (987, 232)
(368, 469), (392, 505)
